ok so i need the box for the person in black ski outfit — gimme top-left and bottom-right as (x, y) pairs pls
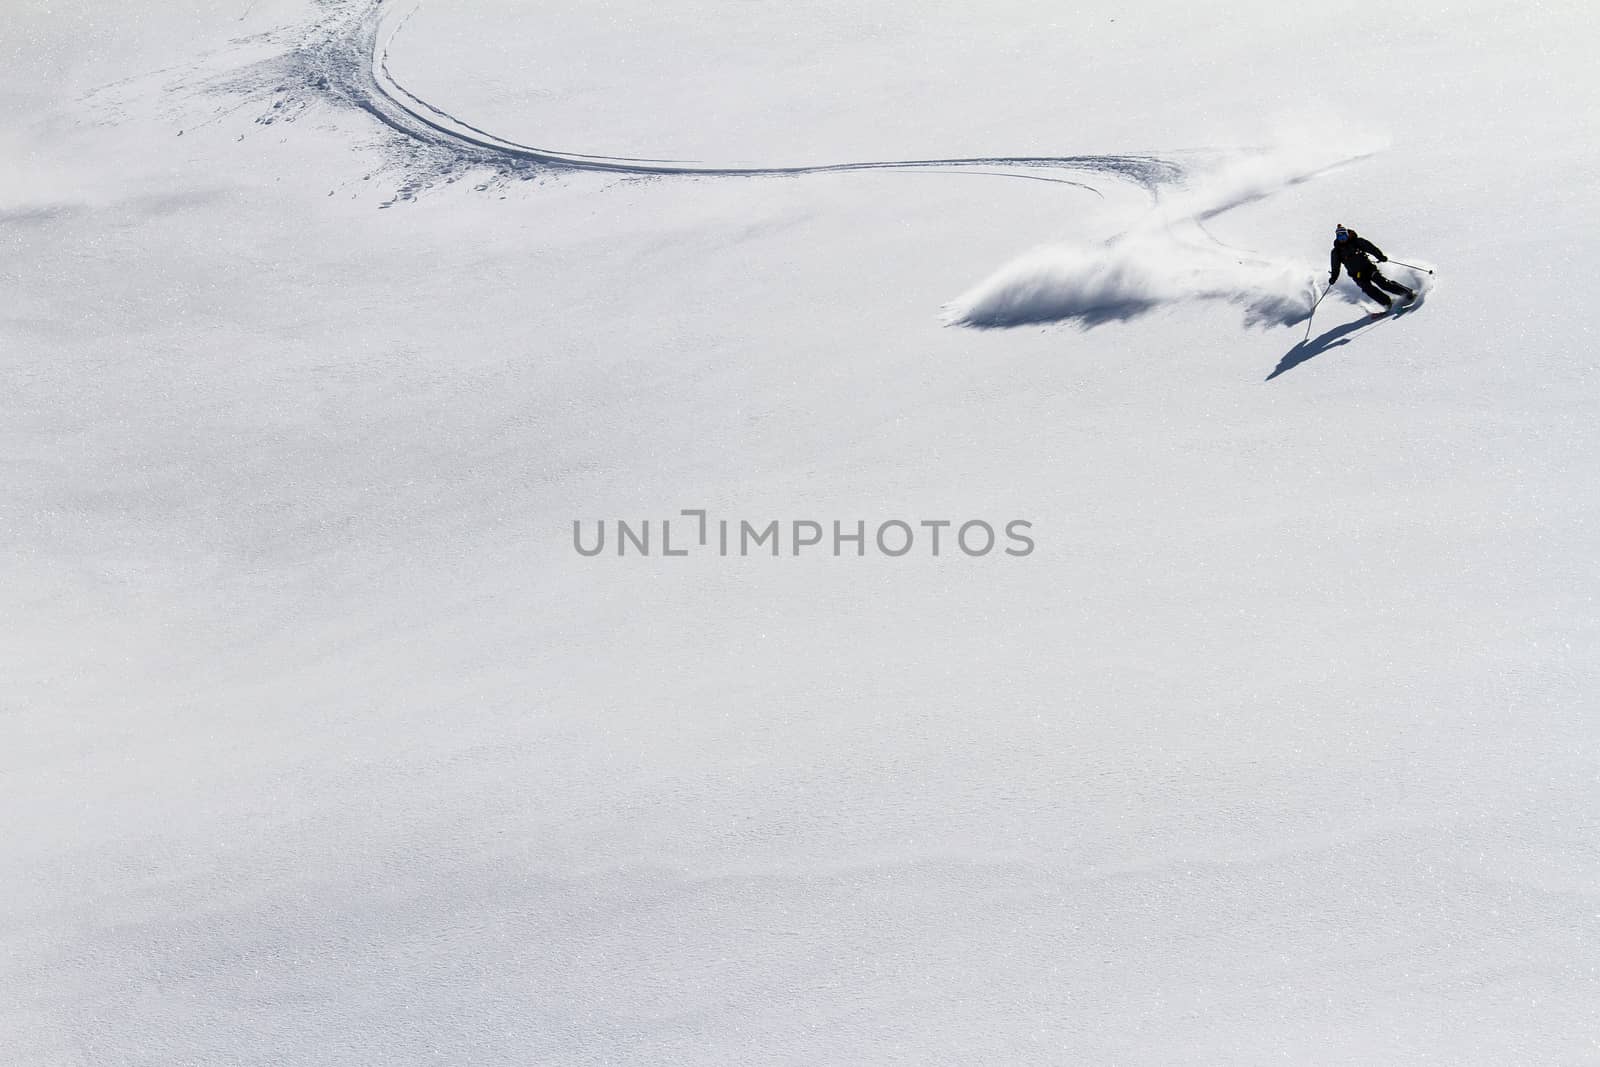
(1329, 223), (1416, 310)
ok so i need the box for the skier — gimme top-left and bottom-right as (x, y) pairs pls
(1329, 223), (1416, 312)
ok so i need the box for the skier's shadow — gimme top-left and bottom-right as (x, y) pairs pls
(1266, 316), (1377, 380)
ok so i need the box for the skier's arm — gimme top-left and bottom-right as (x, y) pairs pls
(1352, 236), (1386, 261)
(1329, 248), (1341, 284)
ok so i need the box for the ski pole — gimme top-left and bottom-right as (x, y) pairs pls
(1386, 259), (1434, 275)
(1304, 283), (1332, 342)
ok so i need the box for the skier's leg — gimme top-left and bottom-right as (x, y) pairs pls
(1372, 271), (1410, 297)
(1355, 274), (1393, 308)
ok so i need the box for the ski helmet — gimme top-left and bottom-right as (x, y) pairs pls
(1335, 224), (1349, 242)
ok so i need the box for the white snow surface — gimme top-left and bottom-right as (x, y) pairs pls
(4, 1), (1599, 1063)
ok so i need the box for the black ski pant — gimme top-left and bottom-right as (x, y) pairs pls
(1353, 267), (1410, 308)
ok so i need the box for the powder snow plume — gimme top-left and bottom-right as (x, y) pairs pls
(946, 130), (1384, 331)
(944, 238), (1318, 329)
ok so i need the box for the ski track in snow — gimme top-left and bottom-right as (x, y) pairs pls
(211, 0), (1186, 203)
(206, 0), (1378, 332)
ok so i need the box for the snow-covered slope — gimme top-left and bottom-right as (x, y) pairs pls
(5, 1), (1598, 1063)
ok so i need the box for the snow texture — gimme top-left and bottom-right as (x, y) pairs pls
(4, 0), (1599, 1064)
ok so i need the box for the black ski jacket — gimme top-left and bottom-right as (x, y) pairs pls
(1330, 230), (1386, 282)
